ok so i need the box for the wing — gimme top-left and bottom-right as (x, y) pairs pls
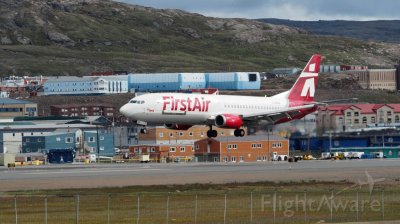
(242, 104), (317, 124)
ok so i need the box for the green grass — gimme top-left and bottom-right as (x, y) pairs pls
(0, 182), (399, 223)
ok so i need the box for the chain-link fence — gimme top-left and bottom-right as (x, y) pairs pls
(0, 189), (399, 224)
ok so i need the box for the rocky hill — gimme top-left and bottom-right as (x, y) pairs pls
(0, 0), (399, 75)
(258, 19), (400, 43)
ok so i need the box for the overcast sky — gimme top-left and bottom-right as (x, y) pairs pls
(117, 0), (400, 21)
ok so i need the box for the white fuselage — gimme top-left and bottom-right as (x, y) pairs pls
(119, 92), (289, 125)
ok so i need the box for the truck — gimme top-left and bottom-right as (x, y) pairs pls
(270, 152), (288, 161)
(139, 154), (150, 163)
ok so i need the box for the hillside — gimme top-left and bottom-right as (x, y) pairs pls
(0, 0), (400, 76)
(258, 19), (400, 43)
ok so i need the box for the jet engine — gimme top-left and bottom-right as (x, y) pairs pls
(215, 114), (243, 129)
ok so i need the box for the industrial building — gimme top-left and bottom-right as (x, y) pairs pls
(128, 72), (261, 92)
(44, 75), (128, 95)
(194, 135), (288, 162)
(271, 68), (301, 77)
(128, 73), (206, 92)
(345, 69), (397, 91)
(205, 72), (260, 90)
(0, 98), (37, 118)
(290, 129), (400, 158)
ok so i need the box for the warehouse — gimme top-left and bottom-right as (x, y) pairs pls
(194, 135), (288, 162)
(128, 73), (206, 92)
(128, 72), (261, 92)
(128, 144), (194, 162)
(205, 72), (260, 90)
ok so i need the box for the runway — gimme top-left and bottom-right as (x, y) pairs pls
(1, 159), (399, 191)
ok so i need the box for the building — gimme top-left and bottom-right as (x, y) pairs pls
(44, 75), (128, 95)
(50, 104), (116, 118)
(346, 69), (396, 91)
(128, 73), (206, 92)
(128, 144), (194, 162)
(290, 130), (400, 158)
(317, 104), (400, 134)
(271, 68), (301, 77)
(0, 118), (113, 155)
(0, 98), (37, 118)
(205, 72), (260, 90)
(194, 135), (288, 162)
(128, 72), (261, 92)
(138, 125), (247, 145)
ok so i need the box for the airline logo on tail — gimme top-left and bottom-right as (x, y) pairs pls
(288, 55), (321, 105)
(300, 78), (315, 97)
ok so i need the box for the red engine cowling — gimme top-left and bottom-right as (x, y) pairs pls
(164, 124), (192, 130)
(215, 114), (243, 129)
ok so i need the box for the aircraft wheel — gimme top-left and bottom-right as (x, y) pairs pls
(211, 130), (218, 137)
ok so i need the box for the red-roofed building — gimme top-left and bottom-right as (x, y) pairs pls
(317, 104), (400, 134)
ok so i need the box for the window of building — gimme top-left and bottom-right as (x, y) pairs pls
(232, 144), (237, 149)
(65, 137), (73, 143)
(262, 155), (267, 161)
(56, 137), (61, 142)
(37, 138), (42, 142)
(100, 146), (104, 151)
(100, 136), (104, 140)
(256, 156), (261, 161)
(354, 112), (359, 117)
(231, 156), (236, 162)
(89, 137), (95, 142)
(180, 147), (185, 152)
(25, 138), (30, 142)
(159, 132), (164, 138)
(240, 156), (244, 162)
(362, 117), (367, 124)
(354, 119), (359, 124)
(169, 147), (176, 152)
(224, 156), (228, 162)
(387, 111), (392, 116)
(189, 132), (193, 136)
(346, 111), (351, 116)
(195, 145), (199, 150)
(395, 115), (400, 123)
(169, 132), (173, 137)
(257, 143), (262, 148)
(371, 117), (376, 123)
(150, 147), (155, 152)
(179, 132), (183, 136)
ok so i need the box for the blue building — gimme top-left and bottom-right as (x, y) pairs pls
(21, 129), (114, 156)
(127, 72), (261, 92)
(128, 73), (206, 92)
(44, 76), (128, 95)
(206, 72), (260, 90)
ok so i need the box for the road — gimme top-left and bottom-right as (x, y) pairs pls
(1, 159), (399, 191)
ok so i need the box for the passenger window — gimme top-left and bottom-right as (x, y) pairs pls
(130, 100), (137, 103)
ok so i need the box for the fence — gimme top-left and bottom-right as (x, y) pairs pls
(0, 189), (399, 224)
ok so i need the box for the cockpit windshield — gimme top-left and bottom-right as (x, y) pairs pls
(129, 100), (145, 104)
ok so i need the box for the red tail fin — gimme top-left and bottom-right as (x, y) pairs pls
(288, 54), (322, 106)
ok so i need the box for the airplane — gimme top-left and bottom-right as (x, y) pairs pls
(120, 54), (322, 138)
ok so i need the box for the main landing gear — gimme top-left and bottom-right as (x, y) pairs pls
(234, 129), (245, 137)
(206, 126), (245, 138)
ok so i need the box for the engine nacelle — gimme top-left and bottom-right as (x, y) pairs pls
(164, 124), (192, 130)
(215, 114), (243, 129)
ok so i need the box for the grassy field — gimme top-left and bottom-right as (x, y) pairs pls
(0, 182), (399, 223)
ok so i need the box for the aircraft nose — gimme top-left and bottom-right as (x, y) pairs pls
(119, 104), (129, 116)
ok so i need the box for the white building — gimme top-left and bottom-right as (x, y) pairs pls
(44, 75), (128, 95)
